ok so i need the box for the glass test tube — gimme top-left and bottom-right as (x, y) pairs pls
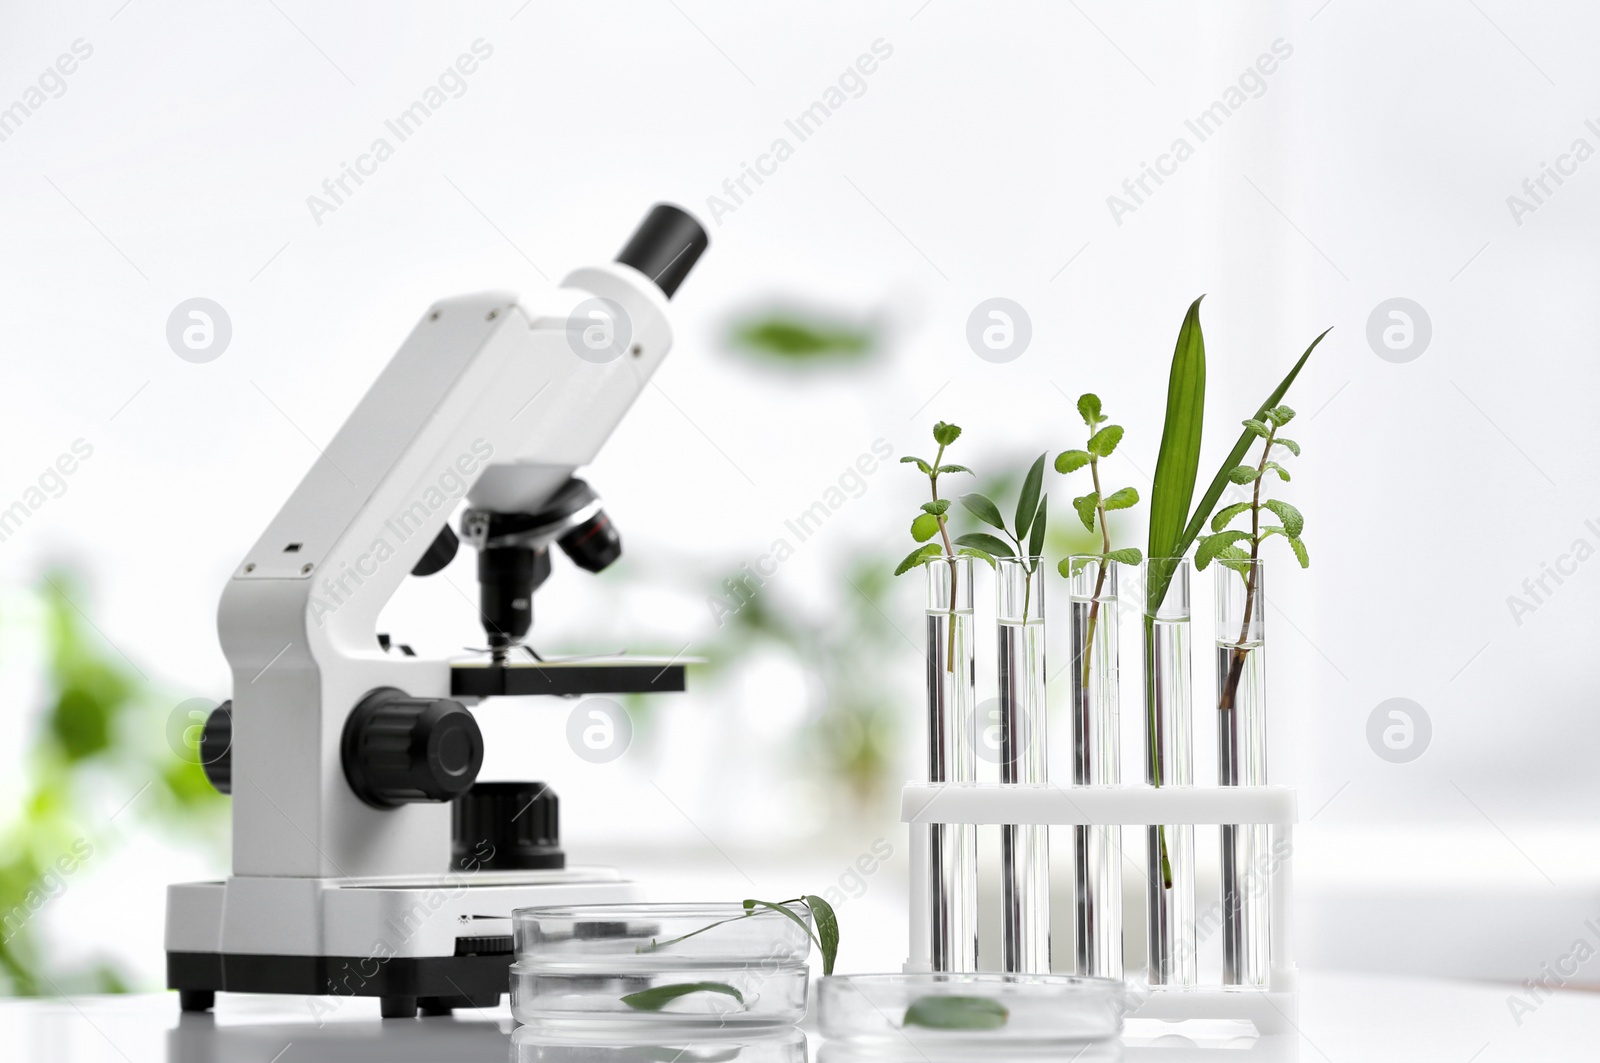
(1068, 556), (1123, 979)
(926, 555), (977, 971)
(997, 556), (1049, 973)
(1142, 557), (1195, 986)
(1216, 559), (1270, 985)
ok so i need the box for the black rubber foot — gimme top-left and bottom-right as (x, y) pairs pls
(178, 990), (215, 1013)
(418, 997), (453, 1016)
(380, 995), (417, 1019)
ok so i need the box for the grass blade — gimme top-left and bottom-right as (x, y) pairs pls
(1146, 296), (1207, 612)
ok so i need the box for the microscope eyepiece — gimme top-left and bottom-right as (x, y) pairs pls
(615, 203), (708, 299)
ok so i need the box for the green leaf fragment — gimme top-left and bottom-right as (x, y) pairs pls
(1242, 418), (1270, 438)
(1026, 495), (1048, 559)
(958, 547), (996, 568)
(903, 995), (1010, 1031)
(1211, 501), (1252, 531)
(910, 513), (940, 543)
(954, 532), (1014, 557)
(1274, 437), (1301, 457)
(1263, 461), (1290, 482)
(1287, 536), (1310, 567)
(1087, 424), (1123, 458)
(1077, 393), (1102, 427)
(894, 544), (940, 575)
(960, 493), (1007, 531)
(622, 982), (745, 1011)
(1073, 492), (1100, 533)
(1147, 295), (1207, 608)
(1195, 529), (1251, 570)
(803, 895), (839, 976)
(1105, 547), (1143, 565)
(1054, 449), (1091, 474)
(1265, 405), (1296, 426)
(937, 464), (973, 475)
(932, 421), (962, 446)
(1102, 486), (1139, 511)
(920, 499), (950, 516)
(1227, 465), (1259, 484)
(1261, 498), (1304, 537)
(901, 456), (932, 474)
(1014, 453), (1047, 540)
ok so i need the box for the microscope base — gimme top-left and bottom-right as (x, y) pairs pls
(165, 868), (640, 1017)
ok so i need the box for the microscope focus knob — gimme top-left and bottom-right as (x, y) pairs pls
(342, 687), (484, 808)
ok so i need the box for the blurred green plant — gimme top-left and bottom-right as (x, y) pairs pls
(727, 310), (877, 366)
(0, 569), (225, 996)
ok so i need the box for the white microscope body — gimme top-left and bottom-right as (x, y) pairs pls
(165, 205), (707, 1018)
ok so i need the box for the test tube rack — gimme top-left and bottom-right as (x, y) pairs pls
(902, 782), (1298, 1035)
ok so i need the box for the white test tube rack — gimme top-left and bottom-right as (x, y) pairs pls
(902, 782), (1298, 1035)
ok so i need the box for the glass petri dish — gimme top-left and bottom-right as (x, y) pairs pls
(817, 973), (1123, 1048)
(510, 963), (808, 1029)
(514, 903), (812, 970)
(511, 1022), (808, 1062)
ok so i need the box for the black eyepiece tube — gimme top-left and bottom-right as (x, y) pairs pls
(615, 203), (708, 299)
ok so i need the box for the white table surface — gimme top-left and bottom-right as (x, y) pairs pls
(0, 972), (1592, 1062)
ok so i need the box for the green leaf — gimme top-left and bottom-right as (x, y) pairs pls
(1147, 296), (1207, 609)
(1087, 424), (1123, 458)
(1275, 437), (1300, 457)
(1169, 326), (1330, 603)
(1263, 461), (1291, 482)
(954, 532), (1014, 557)
(1211, 501), (1252, 531)
(804, 895), (839, 976)
(1227, 465), (1259, 484)
(1261, 499), (1304, 537)
(901, 456), (932, 474)
(910, 513), (940, 543)
(894, 544), (940, 576)
(1015, 453), (1047, 540)
(743, 899), (832, 974)
(1287, 535), (1310, 568)
(1102, 486), (1139, 511)
(958, 546), (996, 569)
(622, 982), (745, 1011)
(920, 499), (950, 516)
(1195, 529), (1251, 571)
(932, 421), (962, 446)
(1073, 492), (1100, 533)
(1217, 545), (1253, 575)
(960, 493), (1007, 531)
(1077, 393), (1102, 427)
(1265, 405), (1296, 426)
(1026, 495), (1048, 559)
(938, 464), (973, 475)
(904, 995), (1010, 1031)
(1054, 449), (1091, 474)
(1105, 547), (1143, 565)
(1242, 418), (1270, 438)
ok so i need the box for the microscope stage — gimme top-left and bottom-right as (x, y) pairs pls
(450, 655), (693, 698)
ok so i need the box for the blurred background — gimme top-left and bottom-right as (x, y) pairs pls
(1, 0), (1595, 998)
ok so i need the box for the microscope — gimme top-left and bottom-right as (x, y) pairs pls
(165, 204), (708, 1018)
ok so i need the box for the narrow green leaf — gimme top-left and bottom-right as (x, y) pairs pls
(1077, 393), (1102, 427)
(804, 895), (839, 976)
(1015, 453), (1047, 540)
(1102, 486), (1139, 511)
(1211, 501), (1252, 531)
(622, 982), (745, 1011)
(1263, 461), (1291, 482)
(954, 532), (1014, 557)
(1227, 465), (1259, 484)
(1106, 547), (1142, 565)
(901, 456), (932, 474)
(1195, 529), (1251, 570)
(932, 421), (962, 446)
(1287, 535), (1310, 567)
(1147, 296), (1207, 608)
(938, 464), (973, 475)
(960, 493), (1007, 531)
(1054, 449), (1091, 474)
(910, 513), (940, 543)
(1087, 424), (1124, 458)
(1073, 492), (1100, 533)
(1170, 326), (1330, 602)
(920, 499), (950, 516)
(1242, 418), (1270, 438)
(1275, 437), (1301, 457)
(904, 995), (1009, 1031)
(1262, 499), (1304, 537)
(894, 544), (940, 576)
(1026, 495), (1048, 559)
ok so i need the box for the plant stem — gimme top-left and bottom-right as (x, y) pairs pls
(930, 442), (957, 672)
(1143, 612), (1174, 890)
(1079, 454), (1112, 690)
(1218, 427), (1273, 714)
